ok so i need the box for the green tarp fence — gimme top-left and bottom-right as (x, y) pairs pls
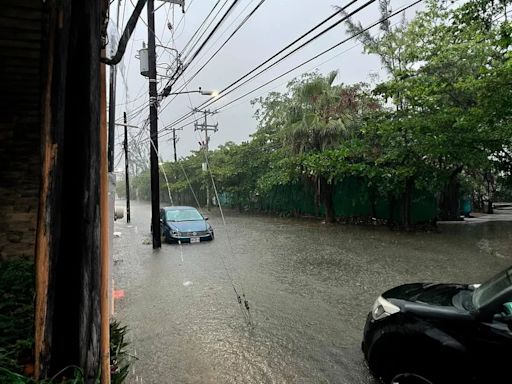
(219, 177), (437, 224)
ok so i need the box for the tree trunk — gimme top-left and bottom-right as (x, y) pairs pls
(319, 177), (336, 223)
(387, 193), (396, 228)
(402, 177), (414, 230)
(486, 177), (494, 214)
(440, 166), (463, 221)
(487, 199), (494, 214)
(368, 186), (377, 219)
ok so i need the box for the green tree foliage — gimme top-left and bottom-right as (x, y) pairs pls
(131, 0), (511, 227)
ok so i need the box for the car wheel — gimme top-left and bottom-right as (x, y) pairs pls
(370, 341), (441, 384)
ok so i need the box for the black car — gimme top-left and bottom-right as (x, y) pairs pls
(159, 206), (214, 244)
(362, 266), (512, 384)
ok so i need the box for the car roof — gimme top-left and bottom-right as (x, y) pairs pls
(161, 206), (198, 211)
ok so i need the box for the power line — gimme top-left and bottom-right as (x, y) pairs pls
(155, 0), (424, 143)
(160, 0), (365, 130)
(184, 0), (258, 74)
(157, 0), (225, 94)
(163, 0), (268, 104)
(180, 0), (226, 61)
(157, 0), (265, 113)
(160, 0), (241, 99)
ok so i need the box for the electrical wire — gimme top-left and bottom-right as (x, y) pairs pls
(184, 0), (258, 75)
(155, 0), (424, 142)
(166, 0), (268, 102)
(180, 0), (225, 61)
(161, 0), (241, 99)
(157, 0), (264, 113)
(170, 73), (253, 324)
(158, 0), (363, 128)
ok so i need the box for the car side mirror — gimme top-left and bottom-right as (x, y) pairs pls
(203, 216), (209, 221)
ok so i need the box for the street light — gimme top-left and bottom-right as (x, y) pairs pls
(166, 87), (218, 96)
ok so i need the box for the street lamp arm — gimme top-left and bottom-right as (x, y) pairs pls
(167, 88), (218, 96)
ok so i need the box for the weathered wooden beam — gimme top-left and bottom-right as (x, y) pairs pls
(35, 0), (103, 382)
(100, 36), (111, 384)
(35, 0), (55, 378)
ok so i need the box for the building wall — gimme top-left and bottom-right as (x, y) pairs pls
(0, 118), (40, 260)
(0, 0), (42, 260)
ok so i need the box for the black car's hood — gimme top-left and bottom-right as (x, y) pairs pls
(383, 283), (469, 306)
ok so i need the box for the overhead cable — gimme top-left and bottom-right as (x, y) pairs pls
(160, 0), (364, 128)
(161, 0), (241, 98)
(156, 0), (424, 142)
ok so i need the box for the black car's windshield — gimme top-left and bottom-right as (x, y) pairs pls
(166, 209), (204, 222)
(473, 267), (512, 310)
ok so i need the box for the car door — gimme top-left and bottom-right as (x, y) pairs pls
(471, 300), (512, 382)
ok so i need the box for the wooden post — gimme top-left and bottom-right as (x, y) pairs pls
(100, 41), (111, 384)
(35, 0), (56, 377)
(34, 1), (104, 381)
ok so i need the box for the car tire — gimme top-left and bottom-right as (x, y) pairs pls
(369, 339), (447, 384)
(378, 348), (460, 384)
(381, 359), (438, 384)
(389, 372), (434, 384)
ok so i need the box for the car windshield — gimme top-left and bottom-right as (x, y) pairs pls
(473, 267), (512, 310)
(166, 209), (204, 222)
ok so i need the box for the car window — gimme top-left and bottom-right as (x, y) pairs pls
(166, 209), (203, 221)
(474, 267), (512, 311)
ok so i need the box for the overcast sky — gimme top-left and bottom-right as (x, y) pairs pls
(110, 0), (425, 169)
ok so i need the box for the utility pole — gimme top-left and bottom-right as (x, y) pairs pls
(194, 109), (218, 210)
(147, 0), (161, 248)
(123, 112), (131, 223)
(171, 127), (183, 162)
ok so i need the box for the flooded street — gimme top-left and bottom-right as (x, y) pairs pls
(113, 201), (512, 384)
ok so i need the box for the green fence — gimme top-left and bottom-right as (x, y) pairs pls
(220, 177), (437, 224)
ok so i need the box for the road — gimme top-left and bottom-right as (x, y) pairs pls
(113, 200), (512, 384)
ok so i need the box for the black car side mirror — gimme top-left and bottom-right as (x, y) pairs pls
(203, 216), (209, 221)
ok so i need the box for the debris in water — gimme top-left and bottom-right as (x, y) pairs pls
(183, 281), (193, 287)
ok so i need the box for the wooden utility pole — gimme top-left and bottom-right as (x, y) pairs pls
(147, 0), (161, 248)
(123, 112), (131, 223)
(194, 109), (218, 210)
(171, 127), (183, 162)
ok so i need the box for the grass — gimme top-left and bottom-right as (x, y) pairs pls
(0, 260), (131, 383)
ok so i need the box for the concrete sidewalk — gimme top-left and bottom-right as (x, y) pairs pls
(438, 206), (512, 224)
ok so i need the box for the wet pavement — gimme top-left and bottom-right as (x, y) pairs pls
(113, 200), (512, 384)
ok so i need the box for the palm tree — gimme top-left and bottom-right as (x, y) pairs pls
(281, 71), (363, 222)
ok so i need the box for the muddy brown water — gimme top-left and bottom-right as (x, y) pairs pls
(113, 201), (511, 384)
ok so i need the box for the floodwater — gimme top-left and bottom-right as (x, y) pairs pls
(113, 201), (512, 384)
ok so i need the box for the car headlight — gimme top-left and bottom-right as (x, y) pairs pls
(371, 296), (400, 321)
(171, 230), (180, 236)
